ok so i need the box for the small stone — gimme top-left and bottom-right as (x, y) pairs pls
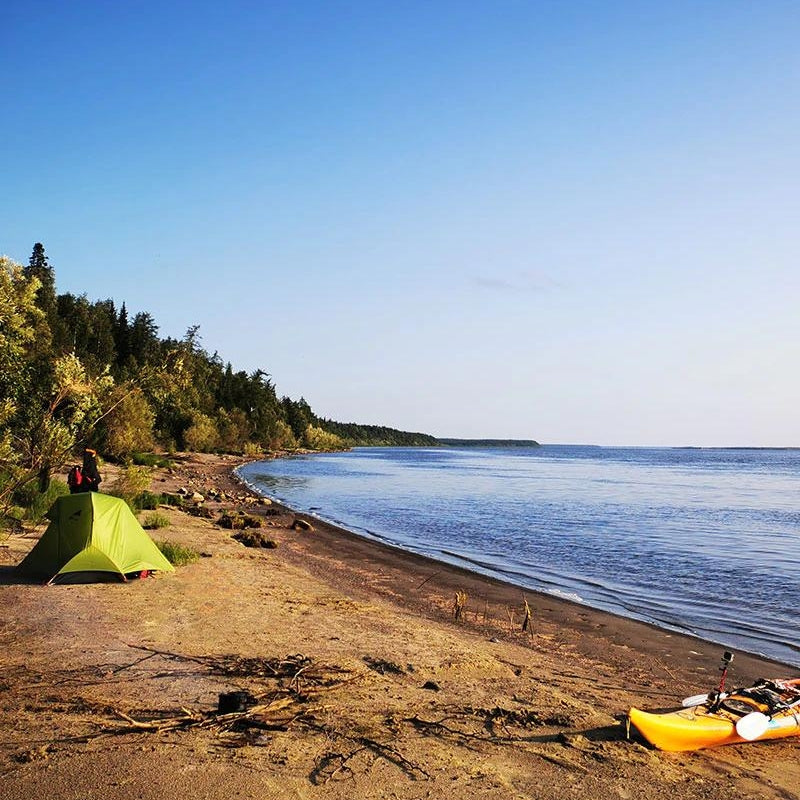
(422, 681), (441, 692)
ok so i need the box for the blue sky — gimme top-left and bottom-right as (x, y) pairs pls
(3, 1), (799, 446)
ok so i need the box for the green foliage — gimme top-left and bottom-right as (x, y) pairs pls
(131, 452), (171, 468)
(155, 539), (199, 566)
(141, 511), (170, 530)
(242, 441), (263, 458)
(282, 397), (314, 440)
(0, 256), (44, 404)
(215, 408), (250, 453)
(270, 419), (298, 450)
(133, 490), (168, 511)
(24, 243), (58, 342)
(101, 387), (155, 461)
(1, 258), (116, 524)
(129, 311), (160, 366)
(317, 419), (439, 447)
(108, 465), (152, 509)
(2, 240), (441, 524)
(16, 479), (70, 525)
(184, 411), (219, 452)
(303, 424), (347, 452)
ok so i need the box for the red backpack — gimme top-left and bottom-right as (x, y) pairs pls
(67, 465), (84, 491)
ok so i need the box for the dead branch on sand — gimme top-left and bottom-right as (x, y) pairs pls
(307, 721), (430, 784)
(404, 705), (574, 747)
(125, 645), (352, 691)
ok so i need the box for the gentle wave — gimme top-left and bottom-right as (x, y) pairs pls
(239, 445), (800, 666)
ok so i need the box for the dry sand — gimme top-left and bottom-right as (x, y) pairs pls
(1, 452), (798, 799)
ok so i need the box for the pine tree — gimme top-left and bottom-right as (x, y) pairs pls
(129, 312), (159, 366)
(114, 302), (132, 368)
(24, 243), (57, 320)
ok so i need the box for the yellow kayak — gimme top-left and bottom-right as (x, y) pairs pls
(629, 679), (800, 752)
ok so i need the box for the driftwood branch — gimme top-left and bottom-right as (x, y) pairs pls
(415, 571), (441, 591)
(304, 720), (430, 782)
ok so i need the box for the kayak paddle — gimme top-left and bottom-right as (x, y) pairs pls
(736, 699), (800, 741)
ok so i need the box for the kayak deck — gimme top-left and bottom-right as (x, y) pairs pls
(629, 705), (744, 752)
(629, 679), (800, 752)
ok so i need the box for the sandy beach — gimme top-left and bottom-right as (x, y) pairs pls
(1, 452), (797, 800)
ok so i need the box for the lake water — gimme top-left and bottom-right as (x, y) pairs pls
(238, 445), (800, 667)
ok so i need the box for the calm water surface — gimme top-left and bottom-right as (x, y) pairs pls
(238, 446), (800, 666)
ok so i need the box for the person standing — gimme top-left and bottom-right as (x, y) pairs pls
(81, 448), (102, 492)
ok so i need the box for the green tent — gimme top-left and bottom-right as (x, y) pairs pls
(18, 493), (175, 583)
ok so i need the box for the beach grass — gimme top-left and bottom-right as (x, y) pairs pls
(141, 511), (170, 530)
(155, 539), (199, 566)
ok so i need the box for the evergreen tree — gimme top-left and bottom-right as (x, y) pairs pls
(24, 243), (56, 321)
(86, 298), (117, 371)
(114, 302), (132, 369)
(282, 397), (315, 440)
(54, 293), (91, 355)
(219, 363), (235, 409)
(20, 243), (55, 363)
(129, 311), (159, 366)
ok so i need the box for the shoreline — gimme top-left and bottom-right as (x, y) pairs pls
(234, 458), (796, 677)
(2, 451), (798, 800)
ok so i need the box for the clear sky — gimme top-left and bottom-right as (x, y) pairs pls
(3, 1), (799, 446)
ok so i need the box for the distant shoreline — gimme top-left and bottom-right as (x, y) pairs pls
(436, 438), (540, 447)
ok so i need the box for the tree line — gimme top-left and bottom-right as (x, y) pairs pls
(0, 244), (436, 524)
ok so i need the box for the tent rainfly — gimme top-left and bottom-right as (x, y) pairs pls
(18, 493), (175, 583)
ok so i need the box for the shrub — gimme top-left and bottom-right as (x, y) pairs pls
(270, 419), (298, 450)
(141, 511), (170, 530)
(187, 505), (214, 519)
(26, 479), (70, 525)
(108, 465), (152, 510)
(215, 408), (250, 453)
(243, 441), (263, 458)
(0, 508), (23, 537)
(156, 540), (199, 566)
(10, 478), (70, 526)
(303, 425), (346, 452)
(134, 491), (167, 511)
(184, 412), (219, 452)
(131, 452), (172, 468)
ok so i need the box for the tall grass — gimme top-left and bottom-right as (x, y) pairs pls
(156, 540), (200, 566)
(141, 511), (170, 530)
